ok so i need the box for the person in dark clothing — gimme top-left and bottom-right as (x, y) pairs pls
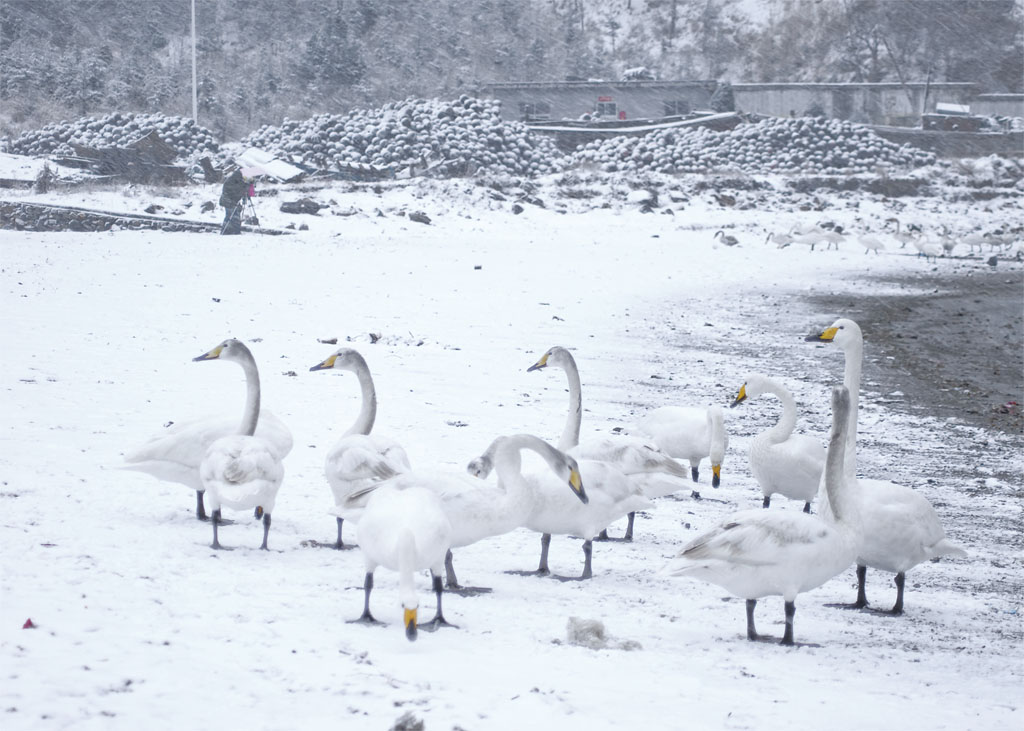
(219, 168), (250, 235)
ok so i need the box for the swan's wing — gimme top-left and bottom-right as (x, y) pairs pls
(200, 436), (284, 509)
(328, 434), (411, 483)
(574, 436), (689, 479)
(670, 510), (823, 570)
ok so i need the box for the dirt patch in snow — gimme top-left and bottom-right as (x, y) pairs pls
(804, 266), (1024, 436)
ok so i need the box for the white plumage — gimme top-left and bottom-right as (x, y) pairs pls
(121, 339), (292, 520)
(193, 339), (286, 550)
(351, 483), (453, 641)
(469, 434), (647, 580)
(663, 386), (860, 645)
(310, 348), (411, 548)
(635, 404), (729, 498)
(528, 345), (682, 537)
(806, 318), (967, 613)
(731, 374), (826, 513)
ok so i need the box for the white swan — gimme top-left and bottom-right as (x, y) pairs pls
(885, 217), (919, 249)
(350, 483), (453, 641)
(857, 233), (885, 255)
(635, 404), (729, 499)
(310, 348), (411, 549)
(663, 386), (860, 645)
(350, 433), (586, 594)
(194, 339), (286, 550)
(468, 435), (648, 581)
(806, 318), (967, 613)
(731, 374), (826, 513)
(714, 230), (740, 246)
(527, 346), (684, 538)
(121, 340), (292, 520)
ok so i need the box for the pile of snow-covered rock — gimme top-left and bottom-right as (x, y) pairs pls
(568, 116), (937, 175)
(5, 113), (221, 160)
(240, 95), (562, 177)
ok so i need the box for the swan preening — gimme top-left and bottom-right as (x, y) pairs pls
(468, 434), (648, 581)
(527, 346), (686, 538)
(731, 374), (826, 513)
(121, 340), (292, 520)
(310, 348), (411, 549)
(350, 482), (453, 641)
(664, 386), (860, 645)
(806, 318), (967, 613)
(636, 404), (729, 499)
(193, 339), (286, 550)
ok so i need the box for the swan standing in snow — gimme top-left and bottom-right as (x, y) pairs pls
(857, 233), (885, 255)
(714, 230), (740, 246)
(194, 340), (286, 550)
(806, 319), (967, 614)
(468, 434), (647, 581)
(350, 483), (453, 641)
(731, 374), (826, 513)
(310, 348), (411, 549)
(527, 346), (686, 539)
(121, 340), (292, 520)
(351, 433), (586, 594)
(885, 217), (919, 249)
(765, 231), (794, 247)
(664, 386), (860, 645)
(636, 404), (729, 499)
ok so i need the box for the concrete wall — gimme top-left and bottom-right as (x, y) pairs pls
(973, 94), (1024, 118)
(732, 83), (978, 126)
(479, 81), (716, 122)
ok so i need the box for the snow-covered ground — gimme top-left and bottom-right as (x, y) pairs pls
(1, 174), (1022, 730)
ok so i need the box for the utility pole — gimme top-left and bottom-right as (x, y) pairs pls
(191, 0), (198, 123)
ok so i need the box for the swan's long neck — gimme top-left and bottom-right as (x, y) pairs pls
(491, 434), (564, 511)
(397, 529), (418, 610)
(707, 406), (726, 463)
(344, 356), (377, 437)
(762, 381), (797, 443)
(239, 355), (261, 437)
(823, 392), (855, 525)
(840, 337), (864, 479)
(558, 357), (582, 452)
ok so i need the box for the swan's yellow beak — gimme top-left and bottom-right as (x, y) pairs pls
(193, 344), (224, 361)
(730, 384), (747, 408)
(711, 464), (722, 488)
(527, 352), (549, 372)
(569, 467), (588, 504)
(404, 608), (418, 641)
(310, 354), (337, 371)
(805, 326), (839, 343)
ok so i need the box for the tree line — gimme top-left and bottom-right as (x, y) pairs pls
(1, 0), (1020, 140)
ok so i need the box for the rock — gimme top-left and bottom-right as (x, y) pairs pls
(408, 210), (431, 225)
(280, 197), (324, 215)
(390, 712), (424, 731)
(201, 201), (216, 213)
(566, 617), (642, 651)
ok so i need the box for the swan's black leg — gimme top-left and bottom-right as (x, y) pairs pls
(854, 565), (869, 608)
(746, 599), (758, 641)
(781, 601), (796, 645)
(802, 501), (811, 514)
(334, 517), (354, 550)
(537, 533), (551, 575)
(260, 513), (271, 550)
(580, 539), (593, 579)
(623, 512), (635, 541)
(595, 528), (611, 541)
(762, 495), (771, 509)
(443, 549), (459, 589)
(890, 572), (906, 615)
(348, 571), (383, 625)
(196, 490), (208, 521)
(690, 466), (699, 482)
(421, 573), (458, 631)
(211, 509), (227, 550)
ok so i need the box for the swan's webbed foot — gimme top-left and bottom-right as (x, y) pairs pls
(210, 509), (233, 550)
(506, 533), (554, 577)
(419, 615), (458, 632)
(553, 539), (594, 581)
(444, 584), (492, 597)
(827, 565), (869, 610)
(347, 611), (384, 627)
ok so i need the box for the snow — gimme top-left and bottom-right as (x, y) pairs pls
(1, 174), (1022, 730)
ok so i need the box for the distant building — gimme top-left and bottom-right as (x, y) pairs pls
(478, 80), (718, 123)
(731, 82), (978, 126)
(480, 79), (1020, 128)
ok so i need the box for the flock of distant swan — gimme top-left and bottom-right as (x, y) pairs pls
(727, 217), (1023, 261)
(122, 318), (966, 645)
